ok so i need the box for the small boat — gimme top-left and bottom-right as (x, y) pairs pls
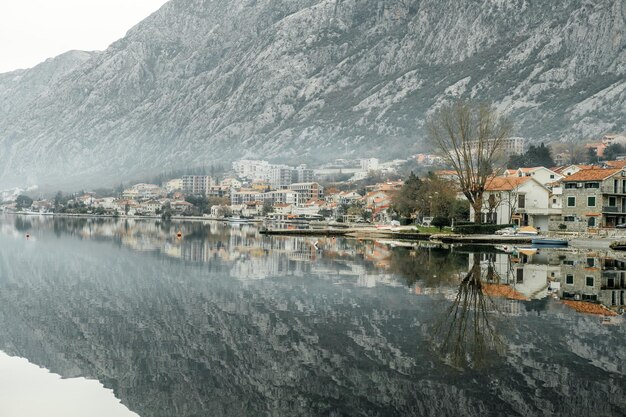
(532, 238), (568, 247)
(228, 216), (252, 224)
(516, 226), (539, 236)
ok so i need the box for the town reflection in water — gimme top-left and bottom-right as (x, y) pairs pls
(0, 215), (625, 417)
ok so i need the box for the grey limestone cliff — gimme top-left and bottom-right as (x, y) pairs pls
(0, 0), (624, 188)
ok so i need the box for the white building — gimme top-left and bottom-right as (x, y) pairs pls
(182, 175), (215, 195)
(122, 184), (166, 201)
(360, 158), (380, 172)
(164, 178), (183, 192)
(269, 165), (294, 189)
(288, 182), (324, 202)
(471, 176), (559, 230)
(512, 167), (564, 186)
(232, 160), (271, 181)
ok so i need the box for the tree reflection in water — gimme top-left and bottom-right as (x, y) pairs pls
(390, 246), (468, 287)
(431, 253), (505, 369)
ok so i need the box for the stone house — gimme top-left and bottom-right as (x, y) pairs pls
(557, 168), (626, 231)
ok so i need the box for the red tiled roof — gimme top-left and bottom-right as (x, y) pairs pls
(562, 300), (617, 316)
(561, 168), (621, 182)
(485, 176), (533, 191)
(483, 284), (528, 301)
(604, 160), (626, 169)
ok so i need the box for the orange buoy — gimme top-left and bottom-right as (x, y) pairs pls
(176, 231), (183, 238)
(26, 233), (30, 239)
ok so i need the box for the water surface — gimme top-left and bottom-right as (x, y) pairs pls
(0, 215), (624, 417)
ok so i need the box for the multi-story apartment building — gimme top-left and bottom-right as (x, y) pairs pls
(467, 137), (525, 158)
(294, 165), (314, 183)
(230, 189), (301, 206)
(502, 137), (525, 157)
(360, 158), (380, 172)
(182, 175), (215, 195)
(232, 160), (271, 181)
(557, 168), (626, 231)
(230, 190), (267, 205)
(269, 165), (294, 189)
(266, 190), (301, 205)
(288, 182), (324, 202)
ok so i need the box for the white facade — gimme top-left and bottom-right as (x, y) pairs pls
(182, 175), (215, 195)
(360, 158), (380, 172)
(472, 177), (558, 229)
(164, 179), (183, 192)
(515, 167), (563, 186)
(232, 160), (271, 181)
(122, 184), (165, 200)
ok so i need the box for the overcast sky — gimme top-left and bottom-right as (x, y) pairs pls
(0, 0), (170, 73)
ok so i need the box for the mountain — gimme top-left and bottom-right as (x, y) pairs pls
(0, 0), (625, 189)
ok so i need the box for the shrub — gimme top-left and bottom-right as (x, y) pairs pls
(431, 216), (451, 231)
(558, 223), (567, 230)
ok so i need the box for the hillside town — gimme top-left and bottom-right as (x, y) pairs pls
(3, 133), (626, 234)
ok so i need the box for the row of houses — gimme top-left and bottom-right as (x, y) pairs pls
(222, 180), (402, 222)
(468, 161), (626, 232)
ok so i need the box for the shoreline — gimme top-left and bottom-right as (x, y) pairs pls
(2, 212), (619, 250)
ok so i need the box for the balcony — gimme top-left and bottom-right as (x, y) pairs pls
(603, 206), (619, 213)
(601, 186), (626, 194)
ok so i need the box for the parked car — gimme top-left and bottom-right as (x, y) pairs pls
(616, 223), (626, 228)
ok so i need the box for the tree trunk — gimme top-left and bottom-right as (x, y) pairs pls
(472, 198), (483, 224)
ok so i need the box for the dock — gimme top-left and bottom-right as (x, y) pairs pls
(260, 227), (535, 245)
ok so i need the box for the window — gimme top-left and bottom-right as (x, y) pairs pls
(584, 182), (600, 189)
(586, 276), (594, 287)
(518, 194), (526, 209)
(588, 217), (596, 227)
(563, 260), (575, 266)
(566, 274), (574, 284)
(565, 183), (577, 189)
(587, 196), (596, 207)
(552, 198), (557, 204)
(587, 258), (595, 267)
(567, 196), (576, 207)
(609, 196), (617, 207)
(516, 268), (524, 283)
(550, 174), (555, 179)
(564, 216), (576, 222)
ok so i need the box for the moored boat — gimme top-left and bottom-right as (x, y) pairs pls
(532, 238), (568, 247)
(228, 216), (253, 224)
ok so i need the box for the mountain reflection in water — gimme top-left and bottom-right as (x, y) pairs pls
(0, 215), (624, 417)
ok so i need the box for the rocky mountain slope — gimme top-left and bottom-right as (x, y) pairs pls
(0, 0), (624, 189)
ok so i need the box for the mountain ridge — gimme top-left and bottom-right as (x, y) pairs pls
(0, 0), (624, 189)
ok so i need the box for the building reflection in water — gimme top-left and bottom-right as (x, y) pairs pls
(0, 215), (625, 417)
(5, 215), (625, 316)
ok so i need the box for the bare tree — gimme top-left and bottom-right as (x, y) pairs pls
(485, 179), (522, 225)
(430, 254), (505, 369)
(428, 101), (512, 223)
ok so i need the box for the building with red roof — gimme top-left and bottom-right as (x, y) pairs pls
(560, 167), (626, 230)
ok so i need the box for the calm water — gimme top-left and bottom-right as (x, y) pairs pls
(0, 214), (624, 417)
